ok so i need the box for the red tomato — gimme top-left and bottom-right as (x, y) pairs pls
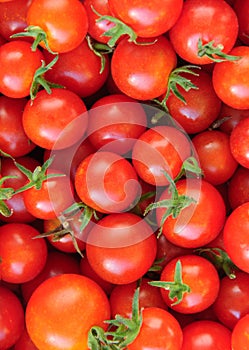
(43, 39), (110, 98)
(169, 0), (238, 64)
(156, 179), (226, 248)
(132, 125), (192, 186)
(0, 285), (25, 350)
(231, 314), (249, 350)
(181, 320), (231, 350)
(192, 130), (238, 185)
(166, 70), (222, 134)
(26, 0), (88, 53)
(215, 103), (249, 134)
(228, 166), (249, 209)
(213, 271), (249, 329)
(108, 0), (183, 38)
(0, 223), (48, 283)
(0, 40), (45, 98)
(22, 88), (88, 150)
(14, 327), (39, 350)
(26, 274), (111, 350)
(233, 0), (249, 45)
(111, 35), (177, 100)
(212, 46), (249, 109)
(86, 212), (157, 284)
(223, 202), (249, 273)
(75, 151), (140, 213)
(87, 94), (147, 154)
(230, 117), (249, 169)
(158, 255), (220, 314)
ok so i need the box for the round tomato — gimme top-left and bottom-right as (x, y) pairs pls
(231, 314), (249, 350)
(233, 0), (249, 45)
(230, 117), (249, 169)
(26, 273), (110, 350)
(228, 166), (249, 209)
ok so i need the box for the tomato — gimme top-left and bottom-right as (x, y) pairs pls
(86, 212), (157, 284)
(192, 130), (238, 185)
(111, 35), (177, 100)
(14, 327), (38, 350)
(157, 255), (220, 314)
(215, 103), (249, 134)
(230, 117), (249, 169)
(228, 166), (249, 209)
(127, 307), (183, 350)
(108, 0), (183, 38)
(26, 0), (88, 53)
(0, 40), (44, 98)
(0, 0), (31, 40)
(212, 46), (249, 109)
(22, 88), (88, 150)
(169, 0), (239, 64)
(181, 320), (231, 350)
(26, 273), (111, 350)
(213, 271), (249, 329)
(156, 179), (226, 248)
(132, 125), (192, 186)
(0, 285), (25, 350)
(75, 151), (140, 213)
(109, 278), (168, 318)
(87, 94), (147, 154)
(0, 223), (48, 283)
(23, 169), (74, 220)
(43, 39), (110, 98)
(233, 0), (249, 45)
(21, 251), (81, 303)
(223, 202), (249, 273)
(231, 314), (249, 350)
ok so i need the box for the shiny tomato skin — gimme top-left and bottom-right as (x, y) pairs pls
(228, 166), (249, 209)
(192, 130), (238, 185)
(181, 320), (231, 350)
(108, 0), (183, 38)
(0, 223), (48, 284)
(230, 117), (249, 169)
(26, 273), (111, 350)
(75, 151), (139, 213)
(86, 213), (157, 284)
(0, 40), (44, 98)
(111, 35), (177, 100)
(127, 307), (183, 350)
(157, 179), (226, 248)
(212, 46), (249, 110)
(223, 202), (249, 273)
(22, 88), (88, 150)
(0, 285), (25, 350)
(231, 314), (249, 350)
(132, 125), (192, 186)
(26, 0), (88, 53)
(169, 0), (238, 65)
(159, 255), (220, 314)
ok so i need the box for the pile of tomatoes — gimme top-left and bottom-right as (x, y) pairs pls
(0, 0), (249, 349)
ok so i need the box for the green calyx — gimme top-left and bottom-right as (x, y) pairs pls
(149, 260), (191, 306)
(197, 38), (241, 62)
(88, 286), (143, 349)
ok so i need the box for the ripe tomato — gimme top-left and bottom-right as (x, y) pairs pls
(230, 117), (249, 169)
(231, 314), (249, 350)
(228, 166), (249, 209)
(22, 88), (88, 150)
(26, 273), (111, 350)
(111, 35), (177, 100)
(0, 40), (44, 98)
(181, 320), (231, 350)
(213, 271), (249, 329)
(0, 285), (25, 350)
(86, 212), (157, 284)
(127, 307), (183, 350)
(132, 125), (192, 186)
(0, 223), (48, 283)
(233, 0), (249, 45)
(156, 179), (226, 248)
(215, 103), (249, 134)
(13, 326), (38, 350)
(212, 46), (249, 109)
(108, 0), (183, 38)
(223, 202), (249, 273)
(158, 255), (220, 314)
(87, 94), (147, 154)
(192, 130), (238, 185)
(169, 0), (238, 64)
(26, 0), (88, 53)
(75, 151), (139, 213)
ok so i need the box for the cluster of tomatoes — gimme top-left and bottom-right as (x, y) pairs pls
(0, 0), (249, 349)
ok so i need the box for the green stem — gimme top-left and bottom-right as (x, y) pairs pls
(197, 38), (241, 62)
